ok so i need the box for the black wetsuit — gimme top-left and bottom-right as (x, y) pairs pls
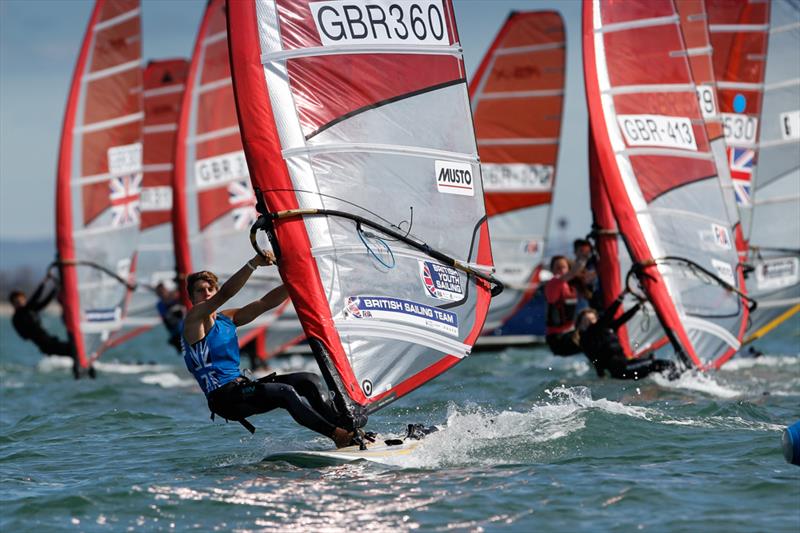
(580, 297), (675, 380)
(183, 314), (354, 436)
(12, 282), (74, 357)
(208, 372), (346, 435)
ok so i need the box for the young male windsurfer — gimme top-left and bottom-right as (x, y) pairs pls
(9, 274), (81, 377)
(576, 292), (677, 380)
(182, 253), (356, 447)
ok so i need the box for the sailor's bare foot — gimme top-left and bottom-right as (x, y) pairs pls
(331, 427), (354, 448)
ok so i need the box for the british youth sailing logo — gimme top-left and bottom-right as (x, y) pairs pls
(420, 260), (463, 301)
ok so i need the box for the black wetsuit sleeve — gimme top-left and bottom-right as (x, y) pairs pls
(609, 301), (643, 331)
(30, 287), (57, 312)
(596, 297), (624, 329)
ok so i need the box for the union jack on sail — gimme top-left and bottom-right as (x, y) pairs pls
(227, 179), (257, 230)
(729, 147), (754, 206)
(109, 174), (142, 227)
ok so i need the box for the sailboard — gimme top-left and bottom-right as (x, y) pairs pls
(468, 11), (566, 340)
(583, 0), (753, 369)
(122, 59), (189, 339)
(741, 0), (800, 341)
(173, 0), (304, 361)
(264, 436), (422, 467)
(227, 0), (501, 428)
(55, 0), (144, 372)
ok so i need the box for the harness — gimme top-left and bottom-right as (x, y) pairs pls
(206, 373), (277, 434)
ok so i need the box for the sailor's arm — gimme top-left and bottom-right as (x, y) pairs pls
(184, 253), (273, 327)
(231, 284), (289, 327)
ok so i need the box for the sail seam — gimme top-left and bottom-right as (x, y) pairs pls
(84, 59), (141, 82)
(143, 84), (185, 98)
(476, 89), (564, 100)
(595, 15), (678, 34)
(619, 148), (714, 160)
(478, 138), (558, 146)
(261, 44), (461, 63)
(604, 83), (694, 95)
(204, 31), (227, 46)
(493, 42), (565, 55)
(764, 77), (800, 91)
(75, 111), (143, 134)
(716, 81), (763, 90)
(197, 77), (232, 94)
(93, 8), (140, 32)
(143, 123), (178, 134)
(708, 24), (769, 33)
(282, 143), (476, 163)
(188, 125), (240, 144)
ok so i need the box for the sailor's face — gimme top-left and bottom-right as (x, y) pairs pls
(191, 281), (217, 304)
(553, 258), (569, 276)
(11, 295), (26, 309)
(579, 312), (598, 331)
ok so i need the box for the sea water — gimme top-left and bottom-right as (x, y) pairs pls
(1, 315), (798, 531)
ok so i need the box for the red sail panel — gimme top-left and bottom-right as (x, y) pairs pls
(141, 60), (188, 230)
(584, 0), (750, 369)
(469, 12), (565, 333)
(228, 0), (493, 417)
(56, 0), (143, 368)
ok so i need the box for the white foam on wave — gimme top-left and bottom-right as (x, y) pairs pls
(650, 369), (742, 399)
(385, 386), (654, 468)
(661, 415), (785, 432)
(94, 360), (174, 374)
(721, 354), (799, 371)
(35, 355), (74, 372)
(139, 372), (195, 388)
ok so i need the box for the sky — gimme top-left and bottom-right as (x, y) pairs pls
(0, 0), (589, 245)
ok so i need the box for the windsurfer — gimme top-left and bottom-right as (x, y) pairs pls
(576, 293), (677, 379)
(155, 283), (184, 353)
(9, 274), (81, 376)
(544, 255), (585, 356)
(573, 238), (600, 309)
(181, 254), (356, 447)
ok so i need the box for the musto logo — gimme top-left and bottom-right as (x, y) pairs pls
(310, 0), (451, 47)
(435, 160), (474, 196)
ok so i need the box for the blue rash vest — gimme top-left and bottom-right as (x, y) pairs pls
(182, 313), (242, 396)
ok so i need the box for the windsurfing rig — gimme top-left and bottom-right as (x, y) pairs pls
(625, 256), (757, 313)
(249, 197), (505, 299)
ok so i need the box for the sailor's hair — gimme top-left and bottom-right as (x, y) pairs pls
(186, 271), (219, 298)
(549, 255), (571, 271)
(8, 290), (24, 304)
(573, 238), (592, 251)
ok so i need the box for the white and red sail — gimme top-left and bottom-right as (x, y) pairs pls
(56, 0), (143, 370)
(743, 0), (800, 340)
(123, 59), (189, 332)
(469, 11), (565, 336)
(227, 0), (495, 421)
(173, 0), (295, 357)
(583, 0), (750, 369)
